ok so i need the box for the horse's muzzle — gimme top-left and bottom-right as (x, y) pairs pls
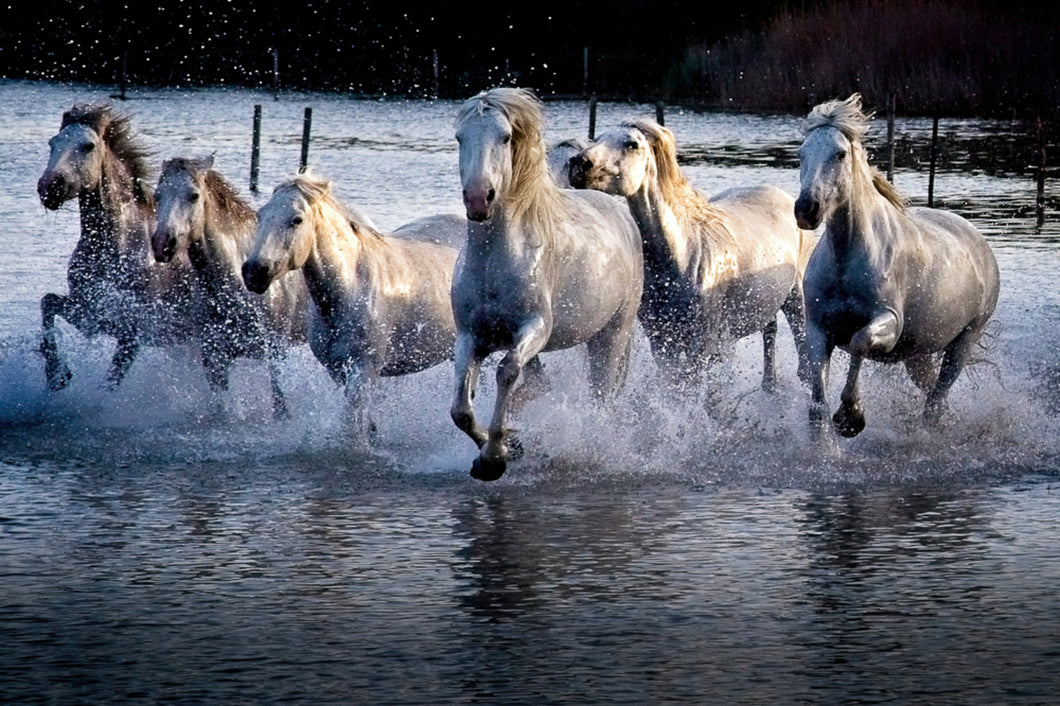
(37, 173), (71, 211)
(463, 186), (495, 222)
(151, 231), (176, 263)
(567, 154), (590, 189)
(241, 260), (274, 294)
(794, 194), (822, 230)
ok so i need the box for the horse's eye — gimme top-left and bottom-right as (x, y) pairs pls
(836, 148), (848, 160)
(80, 142), (95, 153)
(188, 192), (200, 203)
(291, 216), (303, 227)
(502, 134), (512, 145)
(625, 141), (639, 151)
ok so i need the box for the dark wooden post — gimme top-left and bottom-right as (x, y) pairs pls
(583, 47), (589, 98)
(928, 115), (939, 207)
(250, 104), (262, 193)
(1037, 116), (1047, 226)
(299, 107), (312, 172)
(273, 48), (280, 101)
(886, 93), (896, 182)
(588, 97), (597, 140)
(433, 49), (440, 98)
(655, 102), (665, 127)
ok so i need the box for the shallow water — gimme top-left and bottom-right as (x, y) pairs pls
(1, 80), (1058, 704)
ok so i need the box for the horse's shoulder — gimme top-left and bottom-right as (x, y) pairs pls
(711, 184), (795, 210)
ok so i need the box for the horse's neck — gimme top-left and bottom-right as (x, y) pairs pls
(192, 200), (253, 289)
(827, 190), (903, 266)
(628, 180), (700, 276)
(81, 170), (149, 258)
(301, 222), (366, 322)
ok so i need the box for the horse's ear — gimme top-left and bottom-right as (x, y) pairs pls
(204, 153), (215, 170)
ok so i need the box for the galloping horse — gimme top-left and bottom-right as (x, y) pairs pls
(569, 117), (813, 393)
(241, 171), (461, 439)
(152, 156), (309, 417)
(37, 103), (195, 390)
(452, 87), (644, 481)
(794, 94), (999, 441)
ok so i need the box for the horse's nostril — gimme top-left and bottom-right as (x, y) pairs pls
(486, 189), (495, 204)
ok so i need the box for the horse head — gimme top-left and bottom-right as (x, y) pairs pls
(38, 120), (107, 210)
(793, 94), (881, 230)
(38, 104), (153, 212)
(152, 156), (214, 262)
(568, 120), (660, 197)
(243, 172), (336, 294)
(455, 87), (549, 222)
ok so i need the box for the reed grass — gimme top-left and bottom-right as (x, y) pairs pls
(669, 0), (1058, 117)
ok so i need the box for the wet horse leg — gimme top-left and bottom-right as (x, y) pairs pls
(585, 308), (636, 400)
(472, 320), (550, 482)
(40, 293), (73, 390)
(508, 354), (550, 413)
(780, 283), (811, 386)
(760, 317), (778, 394)
(924, 325), (981, 426)
(831, 310), (901, 437)
(805, 321), (834, 443)
(905, 354), (938, 392)
(267, 353), (290, 420)
(451, 334), (488, 449)
(105, 335), (141, 390)
(832, 355), (865, 437)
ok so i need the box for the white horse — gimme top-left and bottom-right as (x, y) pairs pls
(569, 117), (813, 393)
(241, 171), (461, 439)
(452, 87), (644, 481)
(794, 94), (1000, 441)
(152, 156), (309, 417)
(546, 137), (592, 187)
(36, 103), (196, 390)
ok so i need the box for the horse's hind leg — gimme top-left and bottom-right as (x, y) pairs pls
(40, 293), (73, 390)
(832, 355), (866, 438)
(105, 335), (140, 390)
(924, 326), (981, 427)
(760, 318), (778, 394)
(781, 283), (811, 386)
(905, 354), (938, 392)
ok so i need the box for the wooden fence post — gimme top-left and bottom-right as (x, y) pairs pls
(299, 107), (312, 172)
(928, 115), (939, 207)
(250, 104), (262, 193)
(655, 102), (665, 127)
(886, 93), (896, 182)
(588, 97), (597, 140)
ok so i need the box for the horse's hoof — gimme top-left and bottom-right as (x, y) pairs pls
(832, 407), (866, 438)
(470, 454), (507, 482)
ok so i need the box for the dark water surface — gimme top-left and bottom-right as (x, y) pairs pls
(1, 81), (1058, 704)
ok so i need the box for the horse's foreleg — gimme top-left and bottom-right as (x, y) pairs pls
(806, 322), (834, 442)
(40, 293), (73, 390)
(105, 335), (140, 390)
(781, 283), (811, 386)
(473, 321), (549, 482)
(585, 308), (636, 400)
(267, 353), (290, 420)
(451, 334), (487, 447)
(509, 354), (550, 413)
(761, 317), (778, 394)
(342, 360), (377, 449)
(925, 326), (980, 427)
(848, 310), (900, 357)
(832, 355), (866, 437)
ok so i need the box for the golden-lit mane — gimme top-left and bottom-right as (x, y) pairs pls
(625, 117), (732, 239)
(456, 87), (567, 243)
(804, 94), (907, 212)
(61, 102), (156, 209)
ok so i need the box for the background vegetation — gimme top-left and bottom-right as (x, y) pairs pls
(1, 1), (1054, 118)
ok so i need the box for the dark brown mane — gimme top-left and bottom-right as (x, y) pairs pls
(62, 103), (156, 208)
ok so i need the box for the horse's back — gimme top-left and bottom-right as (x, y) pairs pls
(908, 206), (1000, 320)
(391, 213), (467, 250)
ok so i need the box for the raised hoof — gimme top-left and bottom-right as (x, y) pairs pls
(832, 406), (866, 438)
(470, 454), (507, 482)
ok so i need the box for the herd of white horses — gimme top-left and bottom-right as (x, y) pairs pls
(36, 88), (999, 479)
